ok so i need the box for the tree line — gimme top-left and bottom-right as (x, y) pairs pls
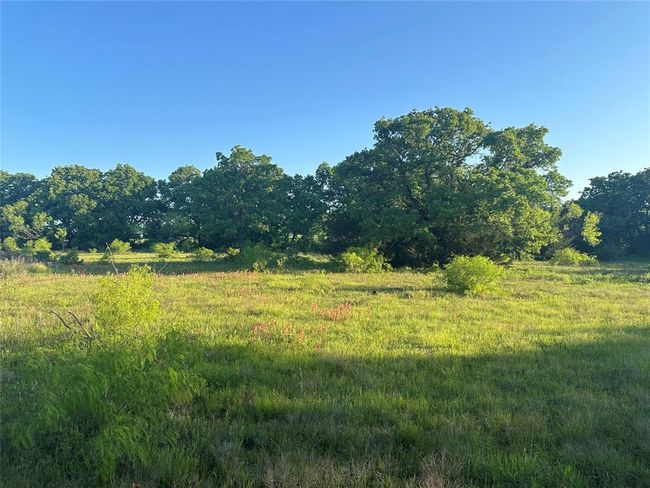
(1, 107), (648, 265)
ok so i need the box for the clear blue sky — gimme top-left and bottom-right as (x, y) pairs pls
(1, 1), (648, 198)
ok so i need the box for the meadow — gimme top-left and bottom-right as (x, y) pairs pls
(1, 255), (649, 487)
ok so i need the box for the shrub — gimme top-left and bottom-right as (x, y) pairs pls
(24, 238), (54, 262)
(236, 243), (285, 271)
(3, 264), (208, 482)
(152, 242), (177, 259)
(1, 237), (20, 256)
(226, 247), (240, 257)
(93, 265), (160, 341)
(59, 249), (83, 265)
(340, 247), (391, 273)
(190, 247), (215, 262)
(177, 237), (198, 252)
(105, 239), (131, 255)
(444, 255), (503, 294)
(550, 248), (598, 266)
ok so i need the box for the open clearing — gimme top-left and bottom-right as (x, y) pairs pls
(1, 258), (649, 487)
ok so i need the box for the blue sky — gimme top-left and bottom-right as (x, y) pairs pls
(1, 2), (648, 198)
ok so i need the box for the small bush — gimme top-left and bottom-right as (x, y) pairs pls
(24, 238), (54, 262)
(550, 248), (597, 266)
(59, 249), (83, 265)
(190, 247), (215, 262)
(105, 239), (131, 255)
(340, 247), (391, 273)
(151, 242), (177, 259)
(93, 265), (160, 341)
(444, 255), (503, 294)
(236, 243), (285, 271)
(1, 237), (20, 256)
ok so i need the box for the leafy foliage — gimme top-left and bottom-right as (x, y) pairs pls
(550, 248), (598, 266)
(235, 242), (286, 271)
(24, 237), (54, 261)
(151, 242), (176, 259)
(340, 247), (391, 273)
(579, 168), (649, 258)
(444, 255), (503, 294)
(2, 261), (202, 483)
(93, 265), (160, 340)
(0, 108), (642, 263)
(1, 236), (20, 255)
(195, 147), (287, 249)
(59, 249), (83, 265)
(328, 108), (567, 265)
(190, 246), (216, 261)
(549, 202), (601, 256)
(581, 210), (602, 247)
(105, 238), (131, 256)
(177, 237), (199, 252)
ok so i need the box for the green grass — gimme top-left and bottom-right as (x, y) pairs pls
(1, 257), (649, 486)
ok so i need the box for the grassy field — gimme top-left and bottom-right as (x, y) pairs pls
(1, 257), (649, 487)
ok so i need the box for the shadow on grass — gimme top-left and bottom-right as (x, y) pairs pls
(516, 260), (650, 284)
(2, 326), (649, 487)
(334, 284), (449, 298)
(46, 253), (340, 276)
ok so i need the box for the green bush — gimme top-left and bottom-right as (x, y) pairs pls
(1, 237), (20, 256)
(177, 238), (198, 252)
(24, 238), (54, 262)
(190, 247), (215, 262)
(93, 265), (160, 341)
(226, 246), (240, 257)
(444, 255), (503, 294)
(550, 248), (597, 266)
(151, 242), (176, 259)
(105, 239), (131, 255)
(59, 249), (83, 265)
(340, 247), (391, 273)
(236, 243), (285, 271)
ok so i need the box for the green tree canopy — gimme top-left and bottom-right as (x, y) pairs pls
(327, 108), (568, 265)
(156, 165), (203, 243)
(1, 107), (641, 263)
(195, 146), (287, 249)
(579, 168), (649, 257)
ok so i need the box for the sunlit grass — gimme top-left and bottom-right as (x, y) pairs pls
(1, 257), (649, 486)
(78, 251), (195, 263)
